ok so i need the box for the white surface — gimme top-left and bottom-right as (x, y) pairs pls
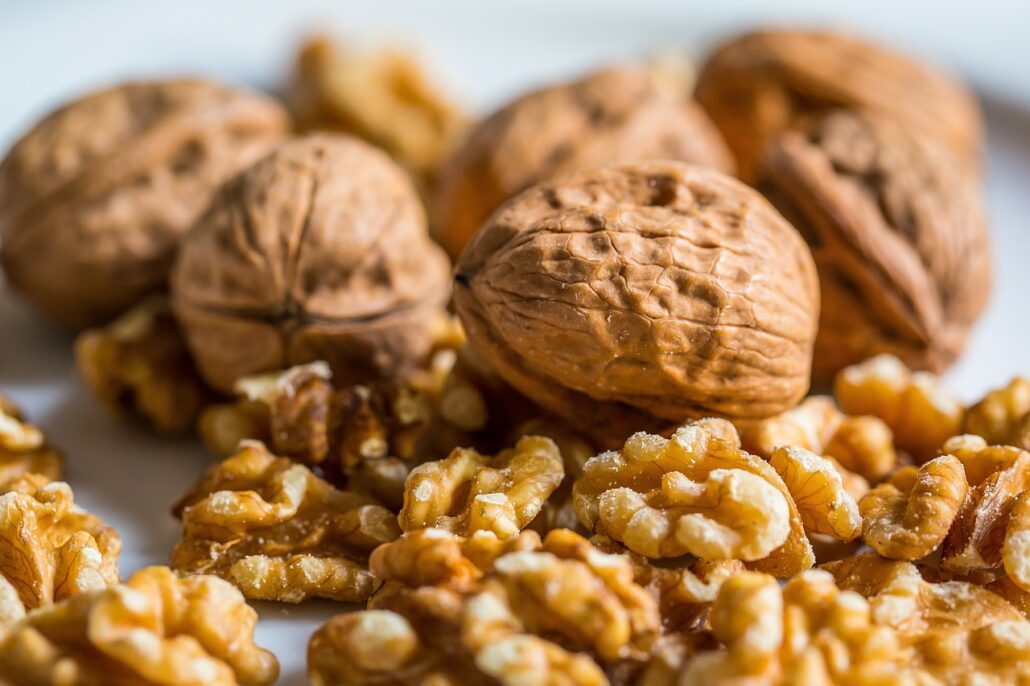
(0, 2), (1029, 684)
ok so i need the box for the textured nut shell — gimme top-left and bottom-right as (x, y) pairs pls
(172, 134), (452, 393)
(454, 161), (819, 441)
(0, 79), (289, 328)
(760, 110), (991, 379)
(434, 65), (735, 259)
(695, 29), (983, 180)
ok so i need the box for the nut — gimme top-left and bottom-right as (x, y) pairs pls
(75, 296), (211, 433)
(835, 354), (964, 462)
(0, 79), (289, 328)
(435, 64), (734, 259)
(695, 28), (983, 180)
(823, 415), (896, 483)
(573, 420), (814, 575)
(768, 446), (862, 541)
(171, 134), (452, 394)
(454, 161), (819, 444)
(398, 435), (564, 538)
(964, 376), (1030, 450)
(171, 440), (399, 602)
(1003, 492), (1030, 591)
(0, 394), (63, 485)
(0, 565), (279, 685)
(758, 109), (991, 379)
(940, 433), (1024, 486)
(859, 454), (967, 560)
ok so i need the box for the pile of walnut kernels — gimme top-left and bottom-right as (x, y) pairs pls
(0, 26), (1023, 686)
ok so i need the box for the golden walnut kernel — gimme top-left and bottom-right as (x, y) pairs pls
(768, 446), (862, 541)
(0, 474), (120, 628)
(695, 28), (983, 181)
(171, 441), (399, 603)
(1004, 492), (1030, 591)
(964, 376), (1030, 450)
(0, 394), (63, 484)
(399, 436), (564, 538)
(835, 354), (964, 462)
(0, 79), (288, 329)
(75, 296), (211, 433)
(454, 161), (819, 444)
(0, 566), (278, 686)
(171, 134), (452, 394)
(859, 454), (967, 560)
(573, 421), (814, 575)
(434, 63), (734, 259)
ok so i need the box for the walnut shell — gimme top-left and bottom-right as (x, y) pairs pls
(172, 134), (451, 394)
(434, 65), (734, 260)
(695, 29), (983, 181)
(0, 79), (289, 328)
(757, 109), (991, 379)
(453, 160), (819, 444)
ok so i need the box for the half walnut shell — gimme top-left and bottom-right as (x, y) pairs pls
(172, 134), (451, 394)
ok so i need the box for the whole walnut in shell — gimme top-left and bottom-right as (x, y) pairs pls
(694, 29), (983, 181)
(0, 79), (289, 328)
(434, 64), (734, 259)
(453, 160), (819, 444)
(172, 134), (451, 394)
(757, 109), (991, 379)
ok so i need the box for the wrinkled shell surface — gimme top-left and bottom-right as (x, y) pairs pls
(0, 79), (289, 328)
(454, 161), (819, 440)
(172, 134), (452, 393)
(435, 65), (735, 259)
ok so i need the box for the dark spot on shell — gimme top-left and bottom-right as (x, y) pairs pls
(646, 175), (677, 207)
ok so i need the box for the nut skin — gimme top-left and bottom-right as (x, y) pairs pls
(759, 110), (991, 379)
(434, 65), (735, 259)
(0, 79), (289, 329)
(454, 161), (819, 443)
(695, 28), (983, 181)
(172, 134), (452, 394)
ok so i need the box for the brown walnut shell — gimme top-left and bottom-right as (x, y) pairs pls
(757, 109), (991, 379)
(0, 79), (289, 328)
(695, 29), (983, 181)
(171, 134), (451, 394)
(434, 65), (734, 260)
(454, 160), (819, 445)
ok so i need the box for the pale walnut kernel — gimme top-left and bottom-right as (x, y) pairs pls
(171, 441), (399, 603)
(0, 395), (63, 485)
(0, 566), (278, 685)
(860, 454), (967, 560)
(399, 436), (564, 539)
(768, 446), (862, 541)
(940, 433), (1024, 486)
(964, 376), (1030, 450)
(835, 354), (963, 462)
(1004, 492), (1030, 591)
(824, 415), (896, 483)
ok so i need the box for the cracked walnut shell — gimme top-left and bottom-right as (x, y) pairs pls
(454, 161), (819, 444)
(171, 134), (452, 394)
(0, 79), (289, 328)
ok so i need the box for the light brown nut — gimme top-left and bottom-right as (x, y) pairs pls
(940, 434), (1024, 486)
(759, 110), (991, 380)
(435, 64), (733, 260)
(74, 296), (211, 433)
(171, 134), (452, 394)
(695, 28), (983, 181)
(0, 566), (278, 685)
(0, 395), (63, 485)
(860, 454), (967, 560)
(1004, 492), (1030, 591)
(574, 421), (814, 575)
(399, 436), (564, 538)
(171, 441), (399, 603)
(454, 161), (819, 445)
(738, 396), (841, 458)
(835, 354), (964, 461)
(964, 376), (1030, 450)
(824, 415), (896, 483)
(0, 80), (288, 329)
(768, 446), (862, 541)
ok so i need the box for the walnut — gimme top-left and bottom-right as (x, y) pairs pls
(758, 110), (991, 379)
(398, 436), (564, 538)
(434, 64), (734, 260)
(74, 296), (211, 433)
(573, 421), (814, 575)
(0, 474), (120, 628)
(171, 440), (399, 602)
(768, 446), (862, 541)
(171, 134), (452, 394)
(0, 565), (279, 685)
(454, 161), (819, 444)
(695, 28), (983, 181)
(964, 376), (1030, 450)
(835, 354), (964, 462)
(0, 395), (63, 485)
(0, 80), (288, 329)
(1003, 492), (1030, 592)
(859, 454), (967, 560)
(940, 434), (1024, 486)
